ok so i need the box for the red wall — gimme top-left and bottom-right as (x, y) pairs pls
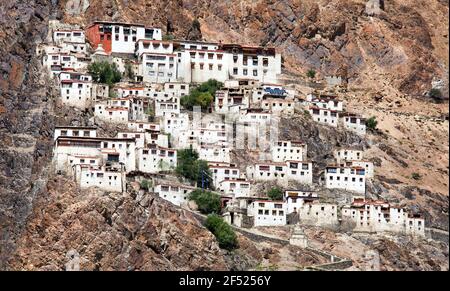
(86, 24), (112, 54)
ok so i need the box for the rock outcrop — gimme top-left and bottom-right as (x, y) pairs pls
(0, 0), (57, 269)
(8, 178), (228, 271)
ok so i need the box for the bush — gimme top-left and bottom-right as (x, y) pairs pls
(88, 61), (122, 86)
(140, 179), (152, 191)
(181, 79), (222, 111)
(429, 88), (443, 99)
(205, 214), (238, 250)
(192, 19), (201, 31)
(366, 116), (378, 130)
(189, 190), (221, 214)
(411, 173), (421, 180)
(306, 69), (316, 79)
(267, 187), (283, 201)
(176, 147), (213, 189)
(162, 34), (175, 41)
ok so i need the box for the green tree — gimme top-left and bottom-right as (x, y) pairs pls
(197, 92), (214, 108)
(88, 61), (122, 86)
(189, 190), (221, 214)
(176, 147), (199, 179)
(181, 79), (223, 111)
(306, 69), (316, 79)
(267, 187), (283, 201)
(176, 147), (213, 189)
(366, 116), (378, 130)
(205, 214), (238, 251)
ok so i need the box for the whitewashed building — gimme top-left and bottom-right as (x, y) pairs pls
(347, 161), (374, 178)
(94, 104), (129, 124)
(238, 108), (272, 124)
(53, 136), (136, 173)
(137, 145), (177, 173)
(218, 179), (251, 198)
(284, 190), (319, 214)
(59, 71), (93, 109)
(341, 198), (425, 237)
(272, 140), (307, 162)
(247, 161), (313, 185)
(76, 165), (125, 192)
(209, 163), (241, 188)
(261, 98), (295, 115)
(135, 39), (177, 83)
(199, 145), (231, 164)
(308, 94), (344, 112)
(176, 42), (281, 84)
(325, 165), (366, 194)
(117, 131), (146, 148)
(116, 86), (146, 98)
(340, 113), (367, 135)
(160, 112), (189, 139)
(164, 82), (190, 97)
(53, 29), (85, 44)
(128, 121), (160, 132)
(54, 126), (97, 140)
(309, 106), (339, 127)
(298, 202), (339, 228)
(154, 183), (196, 207)
(285, 161), (314, 185)
(334, 149), (364, 162)
(248, 200), (287, 227)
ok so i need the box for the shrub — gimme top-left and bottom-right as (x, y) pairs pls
(162, 34), (175, 41)
(205, 214), (238, 250)
(192, 19), (201, 30)
(306, 69), (316, 79)
(181, 79), (222, 111)
(429, 88), (443, 99)
(411, 173), (421, 180)
(88, 61), (121, 86)
(189, 190), (221, 214)
(140, 179), (152, 191)
(267, 187), (283, 201)
(366, 116), (378, 130)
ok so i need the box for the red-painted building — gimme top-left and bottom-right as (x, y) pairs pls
(86, 21), (162, 55)
(86, 22), (112, 54)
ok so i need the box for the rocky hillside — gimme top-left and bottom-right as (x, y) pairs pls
(59, 0), (449, 98)
(0, 0), (448, 270)
(0, 0), (56, 269)
(8, 178), (230, 270)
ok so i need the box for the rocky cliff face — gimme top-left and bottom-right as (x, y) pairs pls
(8, 178), (229, 270)
(59, 0), (449, 98)
(0, 0), (56, 269)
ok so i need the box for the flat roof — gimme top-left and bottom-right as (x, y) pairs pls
(88, 20), (162, 29)
(56, 136), (135, 142)
(55, 126), (97, 130)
